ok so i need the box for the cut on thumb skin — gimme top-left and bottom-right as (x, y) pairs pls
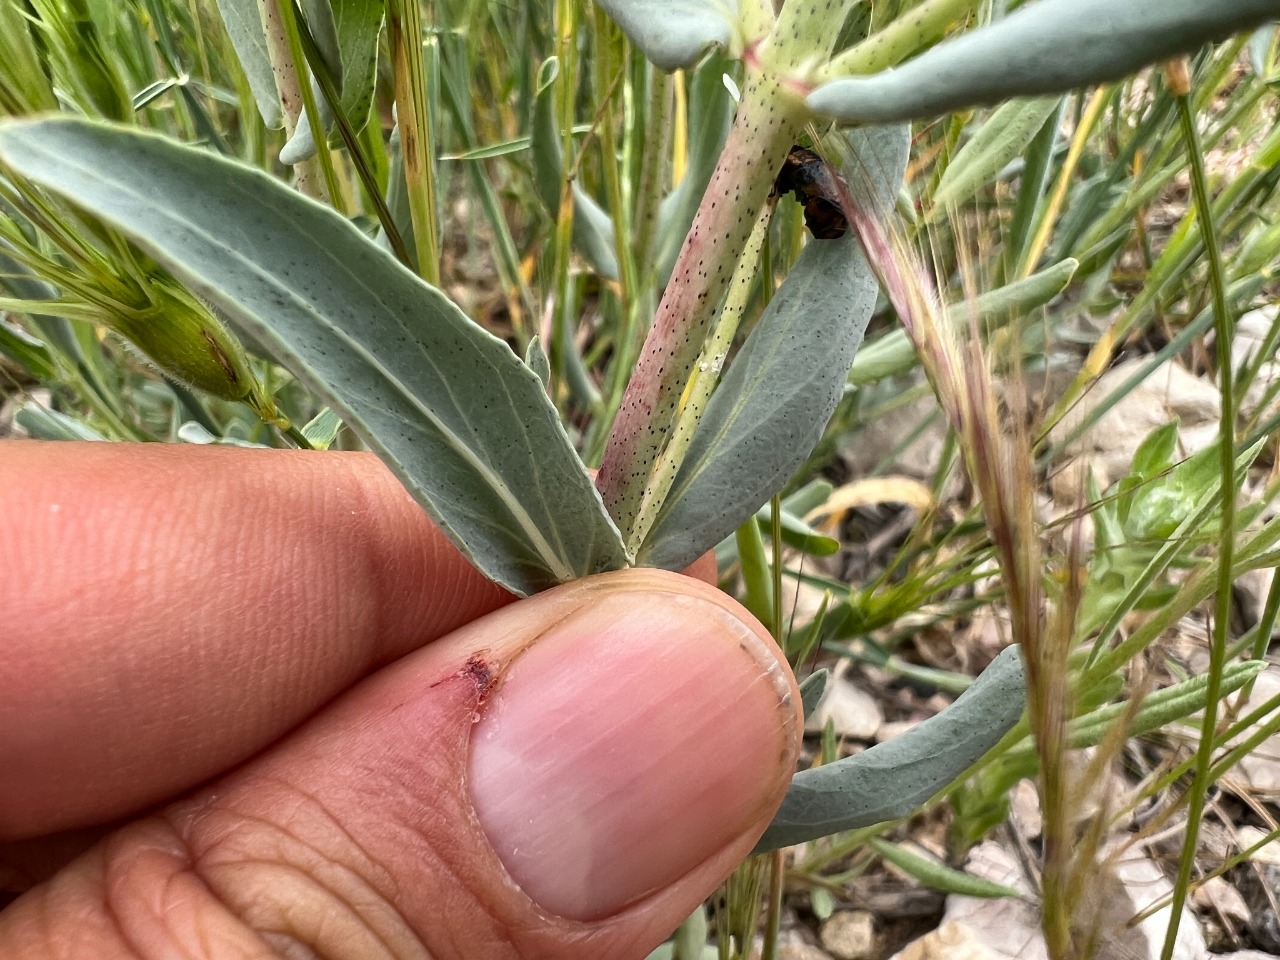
(0, 569), (801, 960)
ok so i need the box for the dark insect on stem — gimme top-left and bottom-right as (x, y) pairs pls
(772, 145), (849, 240)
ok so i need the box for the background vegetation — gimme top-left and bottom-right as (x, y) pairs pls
(2, 1), (1279, 958)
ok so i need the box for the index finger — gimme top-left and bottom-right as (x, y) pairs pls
(0, 441), (515, 839)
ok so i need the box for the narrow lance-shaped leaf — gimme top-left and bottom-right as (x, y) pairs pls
(16, 403), (107, 442)
(300, 0), (343, 68)
(0, 117), (626, 595)
(639, 124), (910, 571)
(755, 644), (1027, 852)
(798, 670), (830, 721)
(594, 0), (739, 71)
(931, 96), (1061, 213)
(530, 58), (619, 282)
(868, 838), (1022, 900)
(329, 0), (383, 136)
(212, 0), (283, 128)
(808, 0), (1280, 124)
(751, 502), (840, 557)
(0, 317), (59, 382)
(847, 257), (1079, 387)
(282, 0), (385, 165)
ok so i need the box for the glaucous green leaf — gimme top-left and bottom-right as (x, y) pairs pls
(0, 317), (58, 382)
(1249, 24), (1278, 78)
(808, 0), (1280, 124)
(753, 502), (840, 556)
(799, 669), (830, 721)
(755, 644), (1026, 852)
(280, 81), (333, 165)
(300, 0), (342, 71)
(869, 838), (1021, 899)
(211, 0), (283, 128)
(281, 0), (384, 164)
(638, 124), (909, 572)
(848, 257), (1078, 386)
(595, 0), (738, 71)
(0, 117), (626, 595)
(16, 402), (106, 441)
(932, 96), (1061, 213)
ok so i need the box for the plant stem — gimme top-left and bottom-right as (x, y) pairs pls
(823, 0), (982, 79)
(595, 73), (801, 548)
(1017, 86), (1109, 278)
(387, 0), (441, 284)
(759, 849), (785, 960)
(1159, 59), (1235, 960)
(595, 0), (860, 547)
(258, 0), (324, 199)
(627, 199), (774, 556)
(276, 0), (341, 207)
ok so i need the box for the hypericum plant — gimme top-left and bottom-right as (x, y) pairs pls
(1, 0), (1277, 877)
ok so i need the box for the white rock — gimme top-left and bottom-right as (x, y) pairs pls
(771, 928), (834, 960)
(1236, 825), (1280, 866)
(805, 673), (884, 740)
(1222, 665), (1280, 798)
(1230, 305), (1280, 421)
(837, 386), (955, 494)
(1009, 779), (1043, 839)
(1191, 875), (1250, 925)
(938, 842), (1208, 960)
(874, 720), (919, 744)
(1048, 358), (1220, 505)
(820, 910), (877, 960)
(889, 921), (1005, 960)
(943, 843), (1046, 960)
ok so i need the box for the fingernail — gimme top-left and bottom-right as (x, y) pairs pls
(467, 588), (796, 921)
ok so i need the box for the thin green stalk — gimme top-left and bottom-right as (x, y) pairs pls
(387, 0), (441, 284)
(1159, 65), (1236, 960)
(759, 849), (785, 960)
(290, 3), (410, 264)
(1076, 502), (1280, 701)
(284, 421), (316, 449)
(822, 0), (982, 78)
(276, 0), (341, 208)
(593, 10), (635, 311)
(546, 0), (578, 404)
(582, 55), (668, 462)
(1041, 111), (1280, 453)
(1129, 692), (1280, 839)
(633, 62), (670, 273)
(434, 31), (535, 331)
(1130, 823), (1280, 926)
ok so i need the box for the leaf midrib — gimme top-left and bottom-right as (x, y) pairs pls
(10, 129), (574, 581)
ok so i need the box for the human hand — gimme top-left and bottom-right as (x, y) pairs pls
(0, 441), (800, 959)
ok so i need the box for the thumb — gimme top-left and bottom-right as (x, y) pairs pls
(1, 569), (801, 960)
